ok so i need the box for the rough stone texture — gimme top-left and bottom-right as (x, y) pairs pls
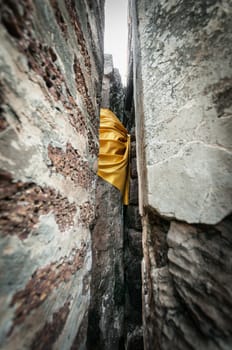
(0, 1), (104, 349)
(131, 0), (232, 224)
(129, 1), (232, 349)
(87, 178), (124, 350)
(142, 212), (232, 350)
(87, 56), (125, 350)
(168, 218), (232, 347)
(101, 54), (124, 120)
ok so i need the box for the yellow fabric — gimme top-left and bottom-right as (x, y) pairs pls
(97, 108), (130, 205)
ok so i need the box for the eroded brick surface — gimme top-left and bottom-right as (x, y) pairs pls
(1, 1), (96, 139)
(1, 0), (67, 106)
(48, 143), (95, 188)
(65, 0), (91, 75)
(0, 0), (104, 348)
(79, 201), (95, 227)
(0, 171), (76, 239)
(87, 129), (99, 157)
(73, 56), (98, 132)
(69, 107), (87, 136)
(9, 242), (87, 332)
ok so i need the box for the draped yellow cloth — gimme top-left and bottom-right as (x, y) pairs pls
(97, 108), (130, 205)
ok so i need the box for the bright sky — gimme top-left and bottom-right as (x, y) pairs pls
(104, 0), (128, 85)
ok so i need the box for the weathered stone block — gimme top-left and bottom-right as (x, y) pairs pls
(132, 0), (232, 224)
(141, 212), (232, 350)
(87, 178), (124, 350)
(168, 218), (232, 342)
(0, 0), (104, 348)
(87, 53), (125, 350)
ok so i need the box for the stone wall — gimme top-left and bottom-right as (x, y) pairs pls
(1, 1), (231, 349)
(129, 0), (232, 349)
(87, 178), (124, 350)
(0, 1), (104, 349)
(87, 54), (125, 350)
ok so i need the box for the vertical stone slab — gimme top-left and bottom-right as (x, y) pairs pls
(132, 0), (232, 224)
(87, 54), (125, 350)
(87, 178), (124, 350)
(0, 1), (104, 349)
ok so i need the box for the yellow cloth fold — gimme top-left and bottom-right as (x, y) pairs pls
(97, 108), (130, 205)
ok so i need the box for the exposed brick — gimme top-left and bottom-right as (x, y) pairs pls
(1, 1), (91, 138)
(9, 242), (87, 332)
(26, 39), (68, 103)
(1, 0), (67, 104)
(65, 0), (91, 75)
(73, 56), (98, 132)
(79, 201), (95, 227)
(24, 39), (90, 137)
(73, 56), (89, 98)
(0, 171), (76, 239)
(87, 129), (98, 157)
(0, 0), (104, 348)
(69, 107), (87, 136)
(48, 143), (95, 188)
